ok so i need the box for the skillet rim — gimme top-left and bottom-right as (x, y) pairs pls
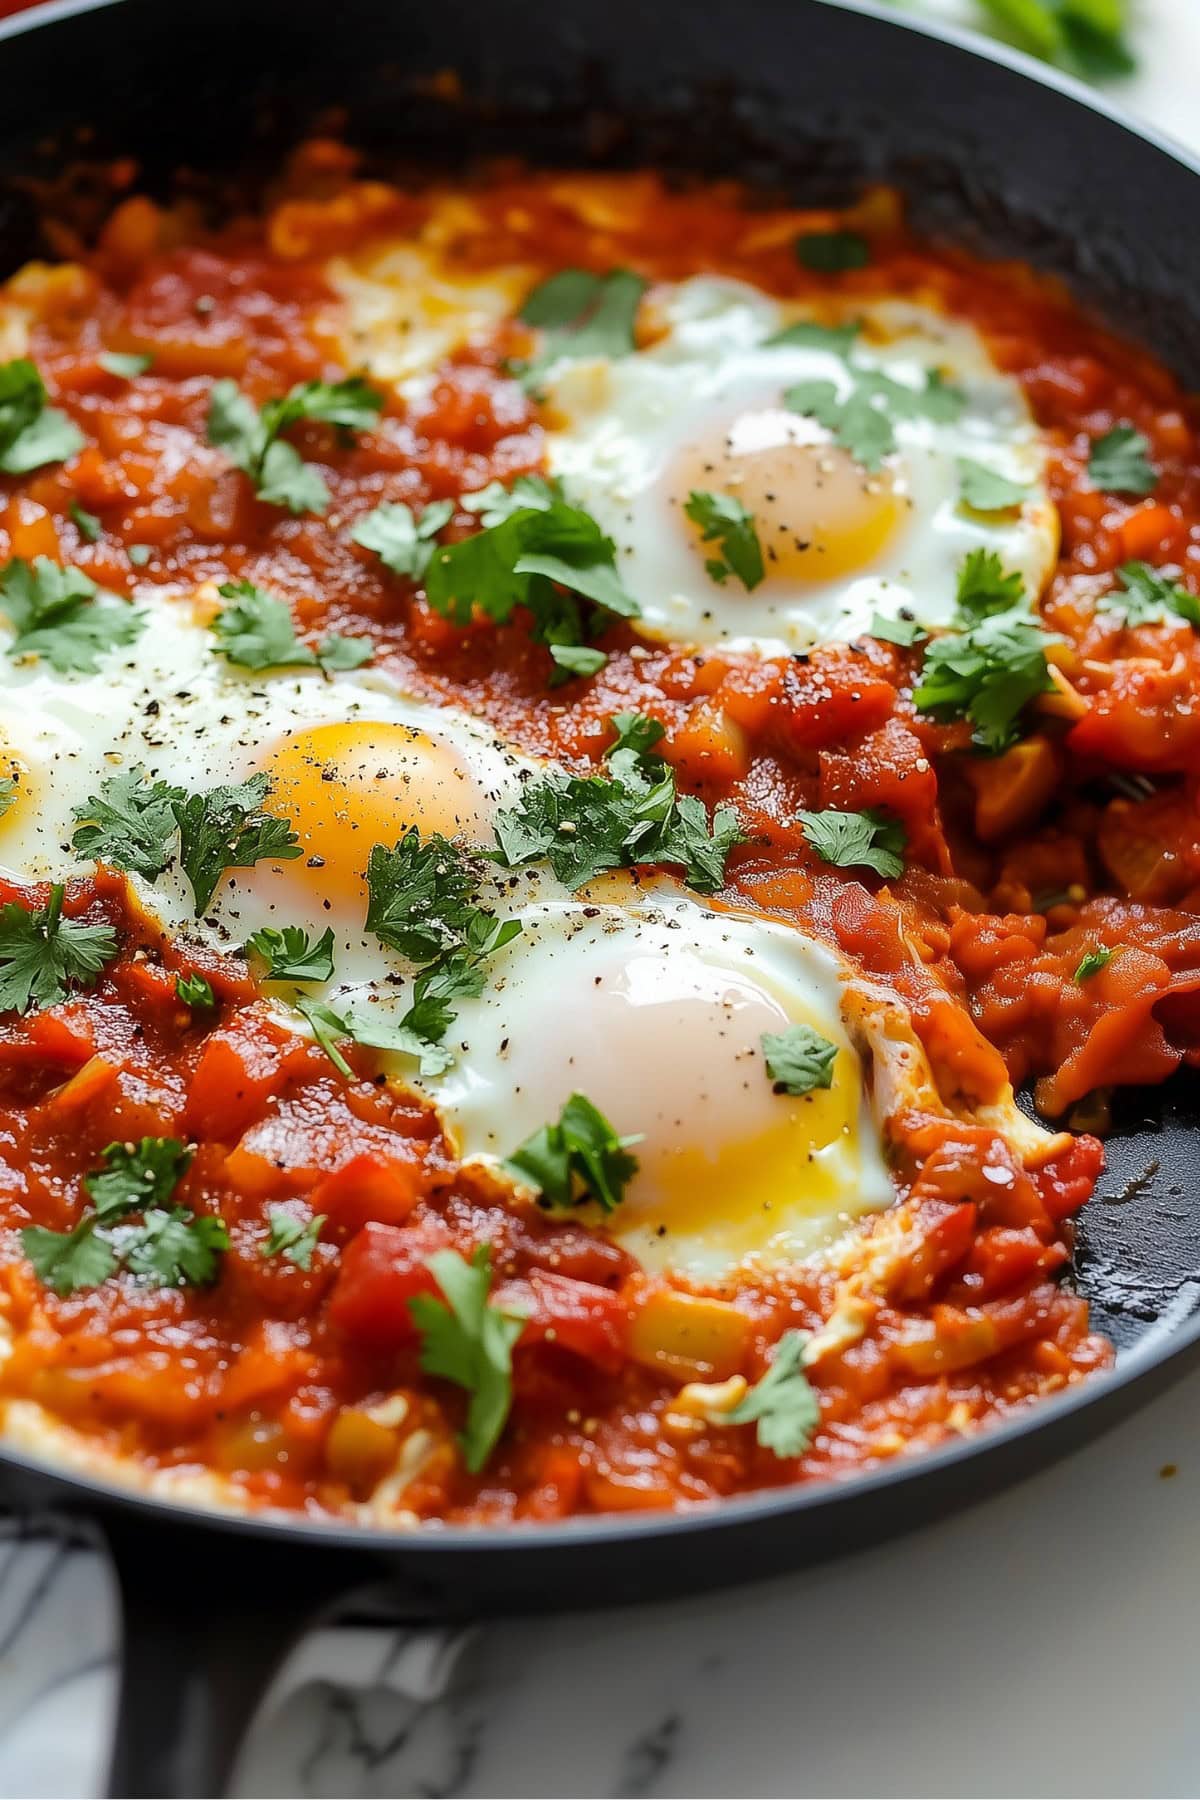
(0, 0), (1196, 1554)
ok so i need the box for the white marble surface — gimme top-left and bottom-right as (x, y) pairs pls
(3, 4), (1200, 1797)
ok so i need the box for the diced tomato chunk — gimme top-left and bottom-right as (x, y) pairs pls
(494, 1269), (632, 1371)
(326, 1221), (449, 1347)
(309, 1152), (423, 1233)
(184, 1022), (286, 1140)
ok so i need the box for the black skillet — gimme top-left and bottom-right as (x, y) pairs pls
(0, 0), (1198, 1791)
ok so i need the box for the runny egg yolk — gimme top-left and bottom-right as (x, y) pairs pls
(672, 405), (903, 583)
(258, 720), (493, 905)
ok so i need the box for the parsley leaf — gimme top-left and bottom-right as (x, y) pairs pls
(1088, 423), (1156, 495)
(726, 1330), (820, 1458)
(870, 611), (927, 647)
(207, 375), (383, 515)
(507, 1093), (641, 1213)
(98, 351), (153, 379)
(294, 995), (355, 1079)
(262, 1205), (325, 1270)
(795, 231), (869, 273)
(173, 772), (301, 913)
(1074, 944), (1114, 982)
(0, 556), (143, 673)
(493, 734), (743, 894)
(0, 883), (117, 1015)
(408, 1244), (526, 1472)
(684, 491), (765, 590)
(958, 457), (1029, 512)
(0, 358), (84, 474)
(424, 492), (639, 675)
(176, 971), (214, 1009)
(211, 579), (371, 675)
(84, 1137), (191, 1219)
(1102, 561), (1200, 628)
(69, 501), (102, 543)
(71, 767), (184, 880)
(516, 270), (646, 388)
(797, 808), (906, 878)
(247, 924), (336, 982)
(761, 1024), (838, 1095)
(21, 1221), (117, 1296)
(351, 499), (455, 579)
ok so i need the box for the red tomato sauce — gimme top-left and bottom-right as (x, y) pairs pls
(2, 156), (1197, 1519)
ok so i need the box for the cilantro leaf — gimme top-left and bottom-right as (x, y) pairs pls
(262, 1205), (325, 1270)
(460, 475), (563, 527)
(784, 363), (963, 473)
(69, 501), (102, 543)
(247, 924), (336, 982)
(797, 808), (906, 878)
(207, 374), (383, 515)
(173, 772), (301, 913)
(71, 767), (184, 880)
(913, 610), (1054, 752)
(0, 359), (83, 474)
(0, 556), (143, 673)
(516, 270), (646, 387)
(794, 231), (869, 273)
(608, 711), (666, 759)
(761, 1024), (838, 1095)
(958, 457), (1029, 512)
(977, 0), (1135, 79)
(84, 1137), (191, 1219)
(726, 1330), (820, 1458)
(684, 491), (765, 590)
(1088, 423), (1156, 495)
(176, 972), (214, 1009)
(507, 1092), (641, 1213)
(351, 499), (455, 579)
(1102, 561), (1200, 628)
(1074, 944), (1114, 982)
(766, 318), (860, 354)
(424, 494), (639, 672)
(0, 776), (15, 817)
(954, 547), (1027, 621)
(122, 1208), (228, 1286)
(98, 351), (152, 379)
(210, 578), (370, 675)
(20, 1220), (117, 1296)
(365, 832), (489, 963)
(548, 643), (607, 679)
(408, 1244), (526, 1472)
(294, 995), (355, 1079)
(0, 883), (117, 1015)
(870, 611), (927, 647)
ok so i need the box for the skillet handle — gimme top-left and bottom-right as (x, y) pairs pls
(103, 1510), (359, 1798)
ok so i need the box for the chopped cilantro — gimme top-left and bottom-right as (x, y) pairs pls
(0, 776), (15, 817)
(1088, 423), (1156, 496)
(122, 1208), (228, 1286)
(608, 711), (666, 758)
(365, 832), (491, 963)
(515, 269), (646, 388)
(69, 501), (102, 543)
(460, 474), (563, 526)
(207, 374), (383, 516)
(954, 547), (1027, 621)
(22, 1220), (117, 1295)
(409, 1244), (526, 1472)
(173, 772), (301, 913)
(0, 556), (143, 673)
(71, 768), (184, 881)
(794, 231), (870, 273)
(246, 924), (336, 982)
(1102, 561), (1200, 628)
(761, 1024), (838, 1095)
(976, 0), (1136, 79)
(294, 995), (354, 1079)
(726, 1330), (820, 1457)
(797, 808), (906, 879)
(262, 1205), (325, 1271)
(98, 351), (152, 379)
(548, 643), (607, 679)
(1074, 944), (1114, 982)
(870, 611), (927, 647)
(211, 579), (370, 675)
(0, 358), (84, 474)
(0, 883), (117, 1015)
(507, 1093), (641, 1213)
(958, 458), (1029, 513)
(766, 318), (860, 354)
(351, 499), (455, 579)
(684, 491), (765, 590)
(175, 971), (214, 1009)
(784, 364), (963, 473)
(913, 610), (1054, 753)
(84, 1137), (192, 1218)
